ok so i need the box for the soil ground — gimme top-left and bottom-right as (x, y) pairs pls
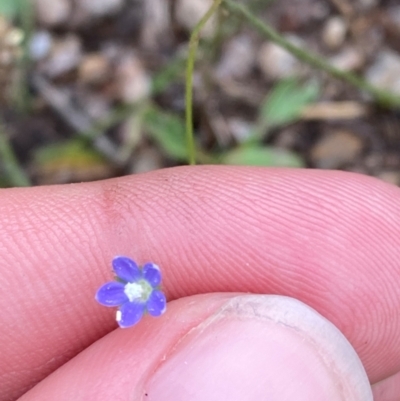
(2, 0), (400, 187)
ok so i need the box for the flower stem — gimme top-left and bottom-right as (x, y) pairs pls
(222, 0), (400, 108)
(185, 0), (222, 165)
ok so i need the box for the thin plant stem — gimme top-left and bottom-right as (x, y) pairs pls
(0, 120), (30, 187)
(222, 0), (400, 108)
(185, 0), (222, 165)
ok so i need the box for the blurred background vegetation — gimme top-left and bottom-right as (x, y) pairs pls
(2, 0), (400, 187)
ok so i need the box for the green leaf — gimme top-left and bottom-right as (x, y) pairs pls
(259, 79), (319, 130)
(34, 139), (105, 166)
(0, 0), (22, 19)
(221, 145), (304, 167)
(33, 139), (112, 184)
(143, 107), (188, 161)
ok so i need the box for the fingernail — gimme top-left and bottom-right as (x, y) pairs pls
(144, 295), (372, 401)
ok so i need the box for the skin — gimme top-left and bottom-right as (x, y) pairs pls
(0, 166), (399, 400)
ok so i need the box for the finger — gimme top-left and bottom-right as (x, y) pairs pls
(1, 167), (400, 400)
(19, 294), (373, 401)
(372, 371), (400, 401)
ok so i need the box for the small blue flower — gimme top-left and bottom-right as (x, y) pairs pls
(95, 256), (167, 328)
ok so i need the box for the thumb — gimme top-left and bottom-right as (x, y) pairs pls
(147, 295), (372, 401)
(20, 294), (372, 401)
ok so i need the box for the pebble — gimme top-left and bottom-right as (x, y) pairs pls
(312, 2), (330, 20)
(227, 118), (253, 142)
(215, 34), (256, 80)
(80, 92), (112, 120)
(329, 47), (364, 72)
(322, 17), (347, 50)
(3, 27), (23, 48)
(355, 0), (378, 11)
(364, 153), (384, 170)
(41, 34), (82, 78)
(279, 0), (329, 30)
(258, 36), (304, 80)
(386, 6), (400, 28)
(33, 0), (71, 27)
(365, 49), (400, 95)
(274, 128), (299, 149)
(116, 53), (151, 103)
(78, 0), (124, 17)
(0, 16), (8, 37)
(141, 0), (171, 49)
(175, 0), (216, 38)
(131, 147), (163, 174)
(29, 31), (53, 61)
(311, 130), (363, 169)
(78, 53), (111, 85)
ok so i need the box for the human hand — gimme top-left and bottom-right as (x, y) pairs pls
(1, 166), (399, 401)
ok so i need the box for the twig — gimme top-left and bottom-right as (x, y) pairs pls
(301, 101), (368, 120)
(31, 74), (124, 166)
(186, 0), (222, 165)
(31, 75), (92, 132)
(222, 0), (400, 108)
(0, 119), (30, 187)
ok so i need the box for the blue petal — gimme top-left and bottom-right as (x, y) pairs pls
(118, 301), (145, 328)
(95, 282), (128, 306)
(112, 256), (141, 282)
(146, 290), (167, 317)
(142, 263), (162, 287)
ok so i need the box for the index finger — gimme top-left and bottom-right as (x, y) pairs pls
(1, 166), (400, 400)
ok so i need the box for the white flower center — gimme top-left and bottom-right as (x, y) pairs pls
(124, 282), (144, 302)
